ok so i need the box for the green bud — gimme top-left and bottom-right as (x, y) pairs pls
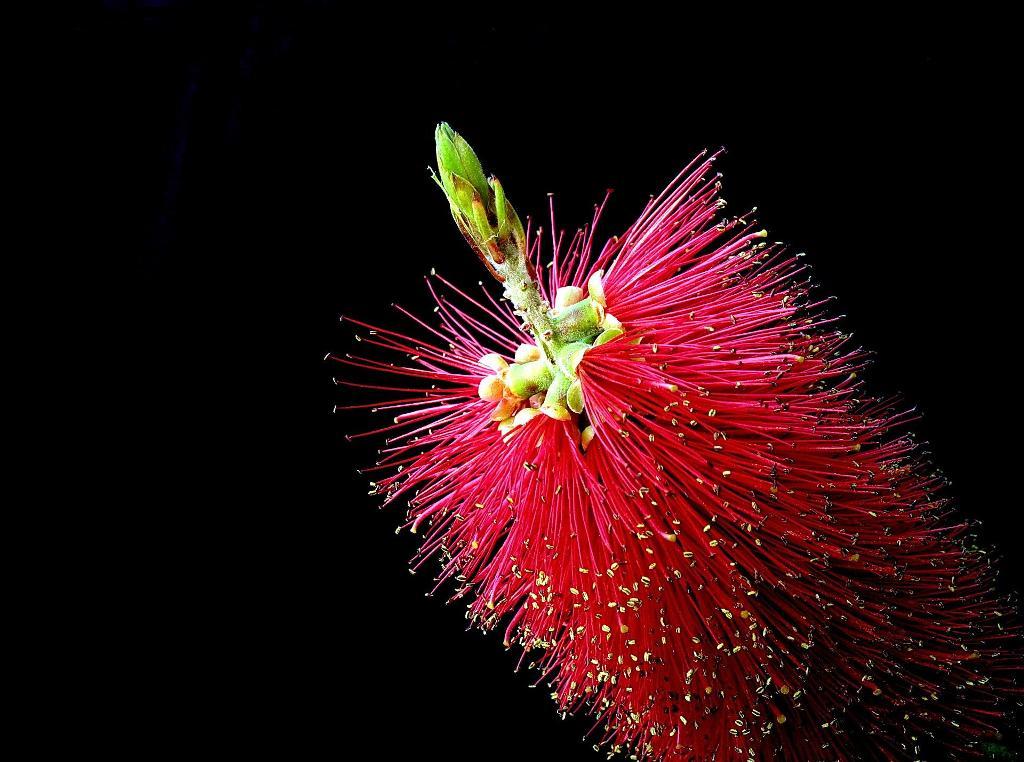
(471, 195), (494, 241)
(555, 341), (590, 378)
(543, 371), (570, 409)
(492, 176), (509, 237)
(593, 327), (624, 346)
(551, 297), (605, 343)
(566, 378), (585, 414)
(434, 123), (526, 269)
(505, 359), (554, 398)
(540, 372), (572, 420)
(447, 173), (481, 221)
(435, 123), (489, 204)
(542, 402), (571, 421)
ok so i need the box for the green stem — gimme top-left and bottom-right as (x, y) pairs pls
(492, 247), (555, 349)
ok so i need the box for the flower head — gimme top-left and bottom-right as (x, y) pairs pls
(333, 126), (1020, 760)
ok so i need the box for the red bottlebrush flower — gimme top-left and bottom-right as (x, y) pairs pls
(333, 124), (1020, 760)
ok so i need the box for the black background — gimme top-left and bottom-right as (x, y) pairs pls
(80, 5), (1022, 758)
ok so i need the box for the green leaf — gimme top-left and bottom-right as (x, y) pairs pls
(452, 131), (490, 201)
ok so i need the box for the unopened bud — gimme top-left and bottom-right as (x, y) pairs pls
(478, 375), (505, 401)
(478, 353), (508, 372)
(515, 343), (542, 363)
(542, 371), (571, 413)
(554, 286), (586, 309)
(594, 327), (624, 346)
(581, 425), (596, 451)
(490, 398), (517, 421)
(551, 298), (605, 343)
(512, 407), (542, 427)
(566, 379), (585, 414)
(541, 403), (571, 421)
(435, 123), (526, 273)
(435, 123), (489, 208)
(588, 270), (606, 306)
(505, 359), (554, 398)
(556, 342), (590, 377)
